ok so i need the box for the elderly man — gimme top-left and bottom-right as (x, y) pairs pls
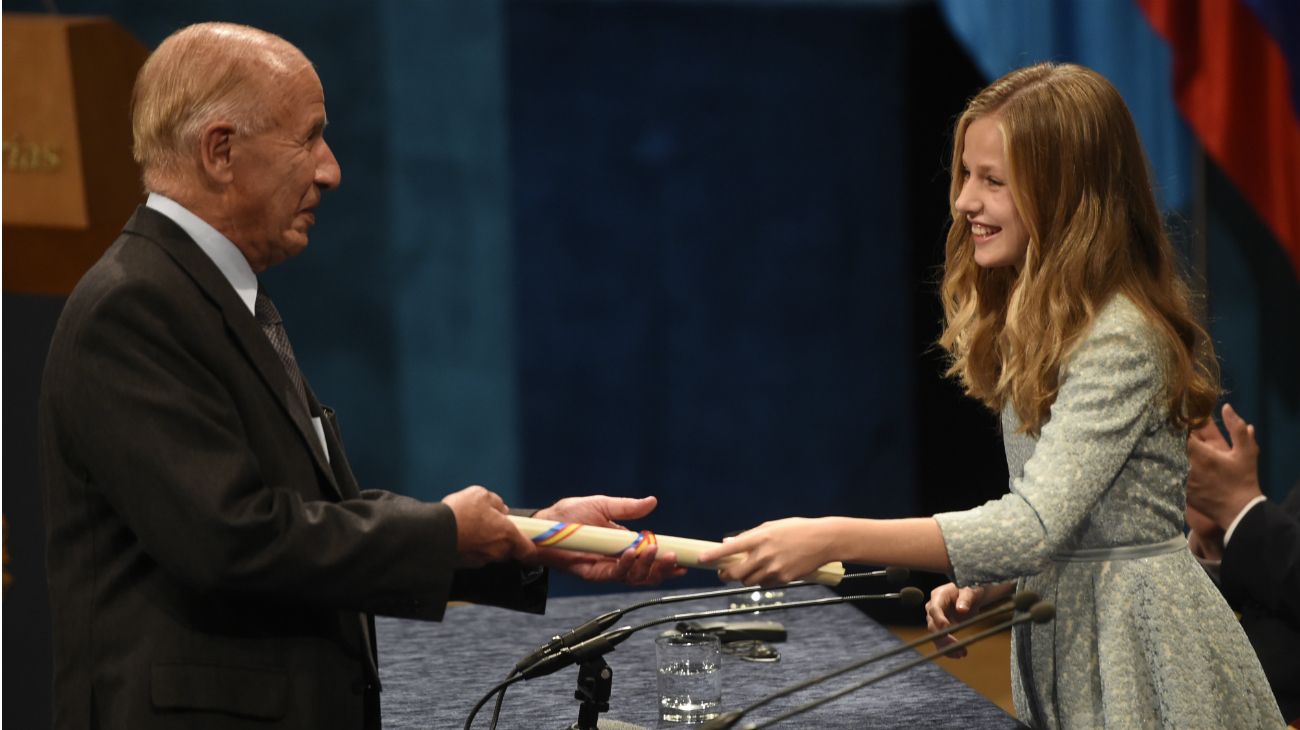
(39, 22), (680, 729)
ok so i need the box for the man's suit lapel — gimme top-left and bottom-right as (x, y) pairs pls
(125, 207), (379, 686)
(311, 393), (362, 500)
(124, 207), (343, 500)
(310, 392), (381, 687)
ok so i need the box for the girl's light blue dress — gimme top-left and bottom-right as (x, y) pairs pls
(935, 295), (1282, 728)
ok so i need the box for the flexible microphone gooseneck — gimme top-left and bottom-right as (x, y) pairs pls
(492, 570), (908, 729)
(518, 587), (925, 680)
(739, 601), (1056, 730)
(511, 568), (909, 676)
(465, 586), (924, 729)
(698, 590), (1040, 729)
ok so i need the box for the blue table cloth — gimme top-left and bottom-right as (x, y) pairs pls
(378, 587), (1026, 729)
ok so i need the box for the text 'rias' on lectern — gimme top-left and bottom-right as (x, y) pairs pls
(3, 14), (148, 295)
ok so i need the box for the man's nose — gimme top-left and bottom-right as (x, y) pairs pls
(316, 139), (342, 190)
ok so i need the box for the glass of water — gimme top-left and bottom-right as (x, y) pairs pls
(655, 632), (722, 724)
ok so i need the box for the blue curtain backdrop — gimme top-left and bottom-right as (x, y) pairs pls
(506, 2), (915, 557)
(5, 0), (949, 586)
(8, 0), (1295, 592)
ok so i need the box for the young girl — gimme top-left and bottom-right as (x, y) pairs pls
(699, 63), (1282, 728)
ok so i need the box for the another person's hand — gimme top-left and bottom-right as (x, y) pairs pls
(924, 581), (1012, 658)
(1187, 403), (1264, 530)
(441, 485), (536, 568)
(1185, 503), (1225, 562)
(532, 495), (687, 586)
(697, 517), (837, 587)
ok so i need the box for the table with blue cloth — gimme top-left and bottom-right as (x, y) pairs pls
(378, 587), (1025, 729)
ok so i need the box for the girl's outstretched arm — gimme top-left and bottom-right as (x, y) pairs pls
(698, 516), (952, 587)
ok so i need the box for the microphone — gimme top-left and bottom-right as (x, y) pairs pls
(711, 599), (1055, 730)
(468, 587), (923, 729)
(698, 590), (1041, 730)
(510, 568), (909, 675)
(883, 566), (909, 584)
(518, 587), (925, 680)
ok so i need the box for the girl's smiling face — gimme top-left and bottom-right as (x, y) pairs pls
(955, 115), (1029, 271)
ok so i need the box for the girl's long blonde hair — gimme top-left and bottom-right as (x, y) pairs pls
(938, 63), (1218, 435)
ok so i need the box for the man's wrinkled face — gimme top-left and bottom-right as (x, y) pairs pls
(225, 64), (341, 271)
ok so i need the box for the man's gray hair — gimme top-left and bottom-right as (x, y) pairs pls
(131, 22), (307, 192)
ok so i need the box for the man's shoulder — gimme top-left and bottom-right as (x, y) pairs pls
(63, 232), (185, 323)
(65, 208), (213, 318)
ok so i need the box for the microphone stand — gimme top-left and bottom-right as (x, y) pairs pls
(493, 569), (909, 729)
(557, 589), (923, 730)
(741, 602), (1056, 729)
(465, 588), (924, 730)
(511, 569), (906, 677)
(698, 590), (1040, 729)
(572, 655), (614, 730)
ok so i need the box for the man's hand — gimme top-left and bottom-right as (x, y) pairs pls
(441, 486), (536, 568)
(1185, 504), (1225, 562)
(1187, 403), (1264, 530)
(532, 495), (686, 586)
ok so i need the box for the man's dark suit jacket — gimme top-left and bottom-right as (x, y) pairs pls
(1220, 482), (1300, 723)
(39, 206), (546, 729)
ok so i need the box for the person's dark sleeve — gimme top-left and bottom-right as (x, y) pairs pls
(446, 507), (548, 612)
(54, 275), (457, 619)
(355, 497), (547, 613)
(448, 564), (549, 614)
(1220, 493), (1300, 624)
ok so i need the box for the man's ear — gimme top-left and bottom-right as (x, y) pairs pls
(199, 121), (237, 184)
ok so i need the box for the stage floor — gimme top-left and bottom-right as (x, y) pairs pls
(886, 624), (1014, 716)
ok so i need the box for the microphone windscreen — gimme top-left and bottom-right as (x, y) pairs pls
(884, 566), (910, 584)
(1011, 590), (1040, 611)
(898, 586), (925, 607)
(1028, 602), (1055, 623)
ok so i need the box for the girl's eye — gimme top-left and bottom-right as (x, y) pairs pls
(986, 177), (1003, 187)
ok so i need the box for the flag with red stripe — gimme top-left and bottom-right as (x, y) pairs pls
(1138, 0), (1300, 279)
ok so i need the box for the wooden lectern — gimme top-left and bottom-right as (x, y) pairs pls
(3, 15), (148, 295)
(3, 16), (148, 728)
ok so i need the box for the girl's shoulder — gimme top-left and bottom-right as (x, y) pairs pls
(1085, 292), (1159, 348)
(1062, 293), (1165, 380)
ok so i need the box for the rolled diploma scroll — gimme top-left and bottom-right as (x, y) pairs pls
(509, 515), (845, 586)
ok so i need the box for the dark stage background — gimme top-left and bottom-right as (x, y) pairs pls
(2, 3), (1002, 726)
(6, 2), (1294, 729)
(3, 0), (1002, 596)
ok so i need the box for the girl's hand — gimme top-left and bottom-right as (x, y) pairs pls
(925, 582), (996, 659)
(697, 517), (839, 587)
